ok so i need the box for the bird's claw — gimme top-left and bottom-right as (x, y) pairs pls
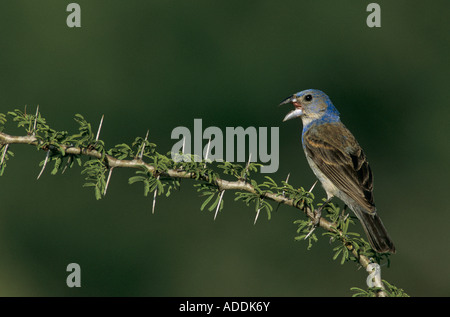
(312, 208), (322, 226)
(304, 208), (322, 240)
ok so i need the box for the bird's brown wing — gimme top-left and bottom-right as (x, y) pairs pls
(303, 122), (375, 213)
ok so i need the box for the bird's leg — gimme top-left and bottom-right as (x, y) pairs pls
(313, 196), (334, 226)
(304, 196), (334, 240)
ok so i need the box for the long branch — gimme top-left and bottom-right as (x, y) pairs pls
(0, 131), (386, 295)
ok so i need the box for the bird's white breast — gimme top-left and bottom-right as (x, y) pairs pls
(304, 151), (340, 199)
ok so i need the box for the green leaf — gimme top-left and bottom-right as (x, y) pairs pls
(208, 193), (221, 212)
(200, 193), (215, 211)
(94, 186), (101, 200)
(332, 247), (343, 261)
(128, 175), (147, 184)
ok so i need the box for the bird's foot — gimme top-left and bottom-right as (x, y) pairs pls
(313, 197), (334, 226)
(304, 207), (322, 240)
(304, 198), (332, 240)
(312, 207), (322, 226)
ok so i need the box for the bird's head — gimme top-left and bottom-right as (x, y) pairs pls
(280, 89), (340, 125)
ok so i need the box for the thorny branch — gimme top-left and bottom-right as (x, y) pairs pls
(0, 130), (388, 295)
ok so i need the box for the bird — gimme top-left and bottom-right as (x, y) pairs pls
(280, 89), (395, 253)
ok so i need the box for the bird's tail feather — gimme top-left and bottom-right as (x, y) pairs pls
(353, 208), (396, 254)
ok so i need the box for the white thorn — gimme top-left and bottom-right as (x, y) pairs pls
(304, 225), (316, 240)
(139, 130), (149, 159)
(243, 152), (252, 179)
(246, 152), (252, 169)
(32, 105), (39, 136)
(95, 115), (104, 142)
(104, 167), (114, 195)
(204, 137), (211, 168)
(308, 180), (318, 193)
(152, 175), (160, 214)
(254, 198), (264, 225)
(285, 173), (290, 184)
(0, 144), (9, 166)
(282, 172), (290, 196)
(214, 190), (225, 220)
(342, 213), (349, 222)
(254, 209), (260, 225)
(37, 151), (50, 180)
(61, 155), (72, 174)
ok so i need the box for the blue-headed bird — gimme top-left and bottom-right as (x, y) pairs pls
(281, 89), (395, 253)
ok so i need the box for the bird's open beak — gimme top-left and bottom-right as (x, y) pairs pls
(280, 96), (303, 122)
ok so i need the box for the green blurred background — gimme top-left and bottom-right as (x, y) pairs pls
(0, 0), (449, 296)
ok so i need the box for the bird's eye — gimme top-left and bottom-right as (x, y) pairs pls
(304, 94), (313, 102)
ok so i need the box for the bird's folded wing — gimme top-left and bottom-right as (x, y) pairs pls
(303, 123), (375, 213)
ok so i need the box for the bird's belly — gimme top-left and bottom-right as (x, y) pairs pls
(305, 154), (340, 199)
